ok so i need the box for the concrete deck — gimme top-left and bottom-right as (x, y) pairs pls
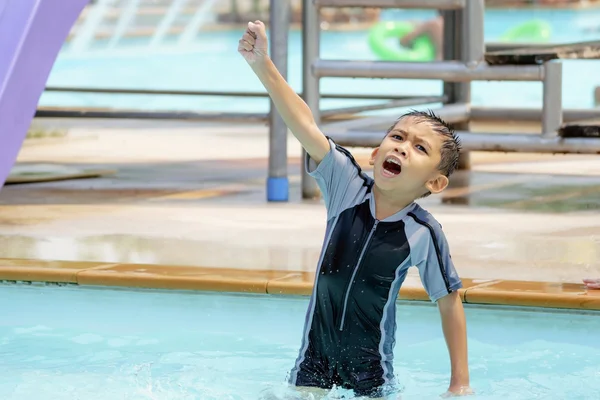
(1, 118), (600, 309)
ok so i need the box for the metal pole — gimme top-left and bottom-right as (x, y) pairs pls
(442, 7), (459, 93)
(301, 0), (321, 199)
(442, 9), (463, 100)
(44, 86), (446, 100)
(456, 3), (470, 170)
(320, 95), (447, 118)
(440, 9), (465, 204)
(314, 0), (466, 9)
(324, 103), (471, 133)
(456, 0), (483, 170)
(471, 107), (600, 122)
(541, 60), (563, 137)
(328, 131), (600, 154)
(44, 86), (444, 100)
(464, 0), (485, 68)
(267, 0), (290, 202)
(311, 60), (544, 81)
(34, 108), (269, 121)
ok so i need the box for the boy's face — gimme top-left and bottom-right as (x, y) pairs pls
(369, 117), (449, 197)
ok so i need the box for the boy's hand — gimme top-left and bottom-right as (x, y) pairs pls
(238, 20), (268, 65)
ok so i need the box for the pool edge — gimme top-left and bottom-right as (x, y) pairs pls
(1, 258), (599, 311)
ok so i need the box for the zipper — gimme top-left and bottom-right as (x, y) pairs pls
(339, 220), (379, 331)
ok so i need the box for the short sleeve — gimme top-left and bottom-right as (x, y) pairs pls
(405, 211), (462, 302)
(306, 138), (372, 220)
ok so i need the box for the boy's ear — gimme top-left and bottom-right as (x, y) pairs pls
(369, 147), (380, 165)
(425, 173), (449, 194)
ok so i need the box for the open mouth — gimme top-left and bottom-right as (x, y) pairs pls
(382, 157), (402, 177)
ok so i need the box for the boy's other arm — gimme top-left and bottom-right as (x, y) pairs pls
(437, 292), (472, 397)
(239, 21), (330, 164)
(410, 216), (472, 397)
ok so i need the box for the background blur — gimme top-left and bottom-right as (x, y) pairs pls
(42, 0), (600, 116)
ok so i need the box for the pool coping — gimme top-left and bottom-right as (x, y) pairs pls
(1, 258), (599, 311)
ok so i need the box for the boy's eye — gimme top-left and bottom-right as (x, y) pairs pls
(416, 145), (428, 154)
(392, 134), (403, 141)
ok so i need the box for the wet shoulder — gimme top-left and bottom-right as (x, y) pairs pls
(406, 204), (444, 235)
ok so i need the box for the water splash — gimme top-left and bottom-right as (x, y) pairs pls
(178, 0), (220, 45)
(108, 0), (142, 49)
(67, 0), (220, 57)
(258, 383), (402, 400)
(150, 0), (190, 47)
(70, 0), (115, 53)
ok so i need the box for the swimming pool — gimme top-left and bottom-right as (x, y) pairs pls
(41, 8), (600, 114)
(1, 284), (598, 399)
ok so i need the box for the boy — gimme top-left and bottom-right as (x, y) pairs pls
(239, 21), (472, 398)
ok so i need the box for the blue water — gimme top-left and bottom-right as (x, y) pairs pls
(40, 8), (600, 114)
(1, 284), (599, 399)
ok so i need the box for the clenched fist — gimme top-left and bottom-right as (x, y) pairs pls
(238, 20), (268, 65)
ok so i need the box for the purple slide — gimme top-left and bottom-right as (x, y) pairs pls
(0, 0), (88, 188)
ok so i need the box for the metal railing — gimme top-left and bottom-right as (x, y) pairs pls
(300, 0), (488, 197)
(300, 0), (600, 199)
(41, 86), (443, 121)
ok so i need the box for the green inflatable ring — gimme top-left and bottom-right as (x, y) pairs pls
(500, 20), (552, 42)
(368, 21), (436, 62)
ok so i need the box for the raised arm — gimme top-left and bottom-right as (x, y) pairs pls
(238, 20), (330, 163)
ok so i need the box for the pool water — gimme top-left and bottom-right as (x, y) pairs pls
(41, 8), (600, 113)
(1, 284), (599, 399)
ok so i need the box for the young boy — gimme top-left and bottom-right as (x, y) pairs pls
(239, 21), (472, 398)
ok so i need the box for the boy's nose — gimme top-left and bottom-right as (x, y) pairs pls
(394, 143), (408, 158)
